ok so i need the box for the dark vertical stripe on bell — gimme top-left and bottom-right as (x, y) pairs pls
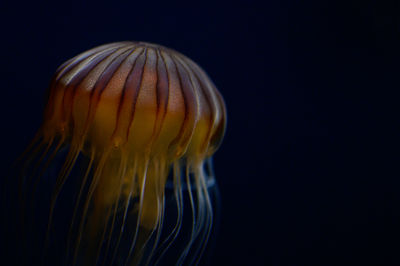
(90, 46), (135, 97)
(44, 41), (226, 155)
(168, 52), (199, 156)
(116, 46), (144, 119)
(76, 45), (137, 135)
(208, 89), (227, 153)
(55, 43), (126, 82)
(146, 48), (160, 148)
(126, 47), (149, 139)
(149, 48), (170, 147)
(60, 46), (125, 127)
(113, 47), (147, 141)
(175, 55), (215, 154)
(48, 44), (120, 113)
(153, 49), (160, 115)
(159, 50), (186, 155)
(77, 46), (137, 136)
(157, 50), (170, 122)
(182, 56), (222, 153)
(46, 45), (121, 124)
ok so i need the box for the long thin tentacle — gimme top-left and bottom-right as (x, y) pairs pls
(72, 147), (111, 266)
(98, 152), (128, 265)
(124, 157), (150, 266)
(43, 140), (82, 263)
(191, 162), (214, 265)
(154, 160), (184, 264)
(176, 162), (198, 265)
(65, 148), (95, 264)
(110, 157), (138, 265)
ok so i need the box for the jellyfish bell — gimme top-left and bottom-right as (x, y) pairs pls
(17, 41), (226, 265)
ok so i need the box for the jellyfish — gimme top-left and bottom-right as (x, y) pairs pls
(14, 41), (226, 265)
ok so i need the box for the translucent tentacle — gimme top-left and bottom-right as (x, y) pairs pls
(154, 160), (184, 264)
(124, 156), (150, 266)
(110, 157), (138, 265)
(72, 147), (112, 266)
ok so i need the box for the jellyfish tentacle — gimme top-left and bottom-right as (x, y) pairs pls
(190, 164), (207, 262)
(154, 160), (184, 264)
(28, 137), (65, 253)
(192, 162), (214, 266)
(22, 136), (54, 215)
(16, 136), (46, 224)
(190, 162), (208, 261)
(17, 133), (48, 204)
(13, 129), (44, 170)
(177, 161), (198, 265)
(128, 157), (167, 266)
(140, 158), (167, 266)
(110, 157), (138, 265)
(15, 134), (52, 266)
(66, 147), (95, 263)
(71, 147), (112, 266)
(30, 136), (63, 211)
(145, 159), (167, 264)
(92, 154), (125, 266)
(43, 139), (82, 263)
(124, 156), (150, 266)
(92, 148), (128, 266)
(91, 195), (114, 266)
(100, 150), (128, 265)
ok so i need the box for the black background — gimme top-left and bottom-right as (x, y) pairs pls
(1, 1), (399, 265)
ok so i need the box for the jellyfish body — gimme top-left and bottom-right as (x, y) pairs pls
(17, 42), (226, 265)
